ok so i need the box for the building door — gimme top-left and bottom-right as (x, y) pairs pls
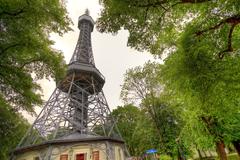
(76, 153), (85, 160)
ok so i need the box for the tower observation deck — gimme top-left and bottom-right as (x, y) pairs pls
(12, 11), (128, 160)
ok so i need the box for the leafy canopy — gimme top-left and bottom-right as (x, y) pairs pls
(121, 61), (162, 104)
(97, 0), (215, 54)
(97, 0), (240, 57)
(121, 62), (185, 157)
(162, 23), (240, 146)
(0, 97), (29, 160)
(98, 0), (240, 158)
(0, 1), (71, 159)
(0, 0), (72, 113)
(112, 104), (160, 156)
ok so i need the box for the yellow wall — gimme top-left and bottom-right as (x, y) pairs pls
(114, 144), (125, 160)
(54, 143), (106, 160)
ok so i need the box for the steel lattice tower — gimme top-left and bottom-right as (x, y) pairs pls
(12, 11), (126, 160)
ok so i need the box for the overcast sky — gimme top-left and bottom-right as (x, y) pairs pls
(39, 0), (157, 112)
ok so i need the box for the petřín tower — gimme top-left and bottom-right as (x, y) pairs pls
(12, 11), (126, 160)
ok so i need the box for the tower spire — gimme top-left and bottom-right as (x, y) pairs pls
(85, 8), (90, 15)
(70, 11), (95, 65)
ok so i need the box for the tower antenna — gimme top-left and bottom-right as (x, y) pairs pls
(85, 8), (89, 15)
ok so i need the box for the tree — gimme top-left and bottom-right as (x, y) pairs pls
(121, 61), (162, 104)
(97, 0), (212, 55)
(0, 0), (71, 113)
(121, 62), (184, 158)
(0, 97), (29, 160)
(111, 104), (160, 157)
(161, 25), (240, 160)
(97, 1), (240, 159)
(0, 0), (71, 159)
(144, 97), (185, 158)
(111, 104), (142, 156)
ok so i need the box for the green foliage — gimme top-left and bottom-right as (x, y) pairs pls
(98, 0), (240, 56)
(194, 153), (238, 160)
(97, 0), (212, 54)
(120, 62), (185, 157)
(0, 97), (29, 160)
(225, 153), (238, 160)
(0, 0), (72, 113)
(99, 0), (240, 157)
(161, 21), (240, 147)
(121, 61), (162, 104)
(160, 154), (172, 160)
(0, 0), (71, 158)
(143, 96), (183, 156)
(111, 104), (140, 143)
(99, 0), (240, 158)
(112, 104), (159, 156)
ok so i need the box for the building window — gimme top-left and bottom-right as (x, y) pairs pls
(92, 151), (99, 160)
(60, 154), (68, 160)
(76, 153), (85, 160)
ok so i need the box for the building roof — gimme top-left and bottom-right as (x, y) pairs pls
(13, 133), (124, 154)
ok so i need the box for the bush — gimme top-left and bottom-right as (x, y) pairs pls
(159, 155), (172, 160)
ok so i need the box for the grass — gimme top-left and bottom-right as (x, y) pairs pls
(225, 153), (238, 160)
(194, 153), (239, 160)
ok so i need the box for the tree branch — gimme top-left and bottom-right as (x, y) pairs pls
(131, 0), (211, 8)
(0, 0), (31, 17)
(131, 1), (166, 8)
(201, 116), (216, 136)
(194, 15), (240, 59)
(181, 0), (212, 3)
(196, 21), (225, 36)
(201, 116), (223, 139)
(0, 9), (25, 17)
(196, 15), (240, 36)
(218, 24), (236, 59)
(19, 58), (42, 69)
(0, 43), (23, 55)
(144, 7), (149, 22)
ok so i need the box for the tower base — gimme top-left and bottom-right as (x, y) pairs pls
(12, 135), (126, 160)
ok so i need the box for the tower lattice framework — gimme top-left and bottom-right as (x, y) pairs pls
(15, 12), (124, 159)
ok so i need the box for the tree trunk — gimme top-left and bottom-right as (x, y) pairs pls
(177, 149), (184, 160)
(177, 146), (185, 160)
(232, 140), (240, 157)
(216, 140), (228, 160)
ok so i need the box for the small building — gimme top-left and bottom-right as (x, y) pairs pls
(13, 135), (125, 160)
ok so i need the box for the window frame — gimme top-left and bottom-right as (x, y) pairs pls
(92, 151), (99, 160)
(60, 154), (68, 160)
